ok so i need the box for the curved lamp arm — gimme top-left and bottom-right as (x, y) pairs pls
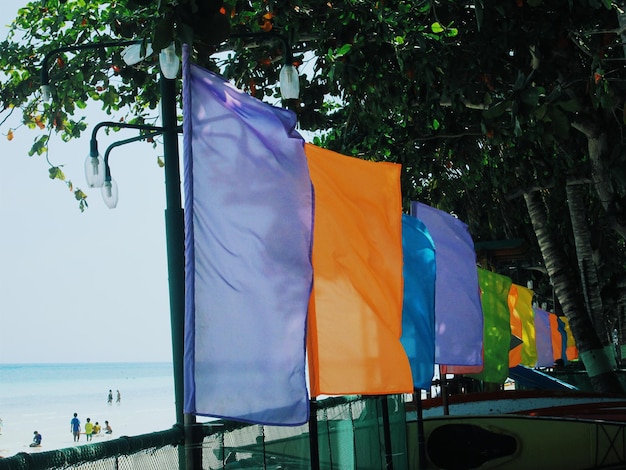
(100, 130), (164, 208)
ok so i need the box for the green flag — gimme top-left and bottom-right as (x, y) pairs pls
(470, 268), (512, 384)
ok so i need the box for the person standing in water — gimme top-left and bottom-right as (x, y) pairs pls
(116, 390), (121, 404)
(107, 390), (113, 404)
(85, 418), (93, 441)
(70, 413), (81, 442)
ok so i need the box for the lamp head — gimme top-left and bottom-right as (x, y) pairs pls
(279, 64), (299, 100)
(84, 141), (105, 188)
(101, 178), (119, 209)
(121, 42), (154, 66)
(159, 42), (180, 79)
(41, 84), (51, 102)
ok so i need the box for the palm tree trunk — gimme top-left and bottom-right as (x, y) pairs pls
(572, 121), (626, 240)
(566, 179), (612, 350)
(617, 276), (626, 365)
(524, 188), (623, 394)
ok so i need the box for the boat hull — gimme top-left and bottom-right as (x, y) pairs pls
(407, 415), (626, 469)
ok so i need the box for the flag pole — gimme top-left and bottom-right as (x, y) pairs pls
(414, 389), (426, 468)
(160, 74), (199, 469)
(439, 366), (450, 415)
(381, 396), (394, 469)
(309, 399), (320, 470)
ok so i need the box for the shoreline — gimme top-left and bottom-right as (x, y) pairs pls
(0, 362), (177, 459)
(0, 431), (122, 459)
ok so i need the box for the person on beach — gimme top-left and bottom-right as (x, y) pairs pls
(104, 421), (112, 434)
(30, 431), (42, 447)
(85, 418), (93, 441)
(107, 390), (113, 404)
(93, 422), (101, 435)
(116, 390), (121, 403)
(70, 412), (81, 442)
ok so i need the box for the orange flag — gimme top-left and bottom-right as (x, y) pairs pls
(305, 144), (413, 397)
(508, 284), (522, 367)
(515, 284), (537, 366)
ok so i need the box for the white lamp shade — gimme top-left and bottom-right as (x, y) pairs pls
(101, 179), (119, 209)
(121, 42), (154, 66)
(159, 42), (180, 79)
(84, 154), (106, 188)
(41, 85), (51, 102)
(279, 64), (300, 99)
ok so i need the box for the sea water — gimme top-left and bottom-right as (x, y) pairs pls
(0, 362), (177, 458)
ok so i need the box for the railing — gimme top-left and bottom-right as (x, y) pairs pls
(0, 395), (409, 470)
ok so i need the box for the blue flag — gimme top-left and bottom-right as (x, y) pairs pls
(534, 306), (554, 367)
(411, 202), (483, 366)
(182, 46), (313, 425)
(401, 215), (436, 389)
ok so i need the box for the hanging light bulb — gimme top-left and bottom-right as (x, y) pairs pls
(121, 42), (154, 66)
(84, 140), (105, 188)
(279, 63), (299, 99)
(159, 42), (180, 79)
(41, 84), (51, 102)
(101, 178), (119, 209)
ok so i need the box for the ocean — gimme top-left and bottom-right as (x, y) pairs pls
(0, 362), (179, 458)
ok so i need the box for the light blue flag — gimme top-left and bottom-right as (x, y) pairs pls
(534, 306), (554, 367)
(182, 46), (313, 425)
(401, 215), (436, 389)
(410, 202), (483, 366)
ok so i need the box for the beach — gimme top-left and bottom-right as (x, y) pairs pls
(0, 362), (178, 458)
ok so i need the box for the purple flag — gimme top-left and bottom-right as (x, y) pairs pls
(401, 214), (436, 389)
(534, 306), (554, 367)
(411, 202), (483, 366)
(182, 46), (313, 425)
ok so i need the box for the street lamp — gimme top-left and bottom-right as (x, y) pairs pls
(40, 39), (188, 468)
(97, 129), (164, 208)
(86, 121), (167, 189)
(41, 32), (298, 469)
(229, 32), (300, 99)
(120, 32), (300, 100)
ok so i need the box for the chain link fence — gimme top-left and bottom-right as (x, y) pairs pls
(0, 396), (409, 470)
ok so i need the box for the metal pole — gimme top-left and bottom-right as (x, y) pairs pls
(160, 76), (196, 469)
(415, 390), (426, 468)
(309, 399), (320, 470)
(439, 366), (450, 416)
(380, 396), (394, 470)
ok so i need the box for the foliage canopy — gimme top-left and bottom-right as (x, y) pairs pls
(3, 0), (626, 307)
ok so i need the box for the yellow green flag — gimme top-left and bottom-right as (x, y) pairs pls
(470, 269), (512, 384)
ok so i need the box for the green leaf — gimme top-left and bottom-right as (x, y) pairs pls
(483, 100), (510, 120)
(431, 22), (444, 34)
(335, 43), (352, 57)
(520, 87), (540, 106)
(48, 166), (66, 181)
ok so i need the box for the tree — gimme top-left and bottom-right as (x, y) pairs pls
(3, 0), (626, 392)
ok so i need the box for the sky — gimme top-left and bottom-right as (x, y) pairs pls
(0, 0), (174, 363)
